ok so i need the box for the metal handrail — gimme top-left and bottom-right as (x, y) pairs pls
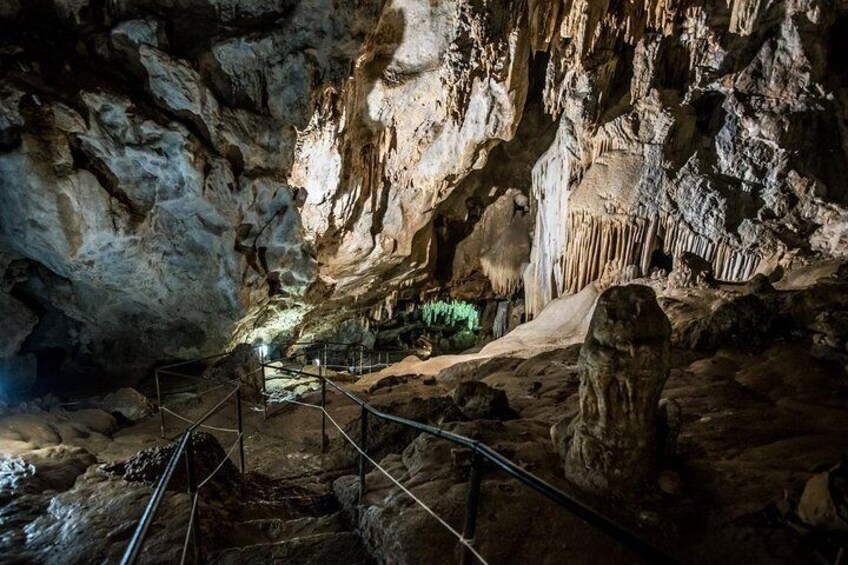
(263, 362), (676, 564)
(124, 340), (418, 564)
(122, 383), (245, 565)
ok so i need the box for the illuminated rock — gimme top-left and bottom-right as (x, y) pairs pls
(564, 285), (671, 495)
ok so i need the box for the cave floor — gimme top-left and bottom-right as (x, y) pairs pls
(2, 338), (846, 564)
(146, 337), (848, 564)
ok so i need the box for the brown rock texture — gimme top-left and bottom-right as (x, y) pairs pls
(1, 0), (847, 382)
(564, 284), (672, 494)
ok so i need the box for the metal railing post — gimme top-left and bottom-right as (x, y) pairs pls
(320, 350), (327, 452)
(236, 388), (245, 473)
(460, 450), (483, 565)
(261, 355), (267, 421)
(184, 433), (200, 564)
(155, 369), (166, 439)
(359, 405), (368, 502)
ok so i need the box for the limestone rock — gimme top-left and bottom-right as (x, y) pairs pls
(99, 388), (153, 422)
(657, 398), (682, 460)
(683, 294), (777, 351)
(103, 431), (238, 491)
(668, 252), (716, 289)
(16, 445), (97, 493)
(797, 472), (839, 529)
(451, 380), (514, 421)
(203, 344), (263, 401)
(564, 285), (672, 495)
(809, 310), (848, 368)
(0, 293), (37, 357)
(24, 468), (190, 563)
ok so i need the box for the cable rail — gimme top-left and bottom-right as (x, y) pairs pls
(125, 341), (676, 564)
(262, 361), (677, 565)
(124, 340), (421, 564)
(121, 382), (246, 565)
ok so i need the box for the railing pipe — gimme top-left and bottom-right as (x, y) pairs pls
(460, 450), (483, 565)
(155, 369), (166, 439)
(121, 432), (191, 565)
(359, 405), (368, 502)
(261, 350), (267, 421)
(236, 389), (245, 473)
(320, 376), (327, 452)
(184, 433), (200, 564)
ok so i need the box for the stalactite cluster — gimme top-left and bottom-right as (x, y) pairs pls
(479, 213), (531, 296)
(560, 211), (652, 295)
(539, 208), (763, 308)
(659, 214), (762, 282)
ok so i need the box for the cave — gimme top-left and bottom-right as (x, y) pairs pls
(2, 2), (848, 564)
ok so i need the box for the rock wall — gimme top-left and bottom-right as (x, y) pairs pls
(524, 0), (848, 315)
(1, 0), (847, 387)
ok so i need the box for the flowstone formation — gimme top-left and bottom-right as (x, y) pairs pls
(563, 284), (672, 495)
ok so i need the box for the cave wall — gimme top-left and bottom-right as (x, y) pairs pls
(1, 0), (847, 390)
(524, 0), (848, 315)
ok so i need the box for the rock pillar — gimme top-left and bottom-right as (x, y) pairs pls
(564, 284), (672, 494)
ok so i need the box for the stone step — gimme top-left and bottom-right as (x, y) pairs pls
(238, 511), (349, 544)
(208, 531), (373, 565)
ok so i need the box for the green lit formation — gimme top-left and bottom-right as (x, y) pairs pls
(421, 300), (480, 331)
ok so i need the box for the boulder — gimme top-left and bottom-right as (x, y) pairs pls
(451, 380), (514, 420)
(103, 431), (238, 491)
(100, 388), (153, 422)
(563, 285), (672, 495)
(795, 460), (848, 532)
(668, 252), (716, 289)
(682, 294), (778, 351)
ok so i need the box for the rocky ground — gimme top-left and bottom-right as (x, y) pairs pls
(1, 264), (847, 564)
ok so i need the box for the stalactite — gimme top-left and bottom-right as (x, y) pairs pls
(525, 124), (573, 316)
(527, 207), (763, 318)
(560, 211), (650, 294)
(480, 213), (531, 297)
(657, 214), (761, 282)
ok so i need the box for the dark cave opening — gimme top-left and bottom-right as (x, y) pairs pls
(828, 15), (848, 88)
(649, 245), (673, 273)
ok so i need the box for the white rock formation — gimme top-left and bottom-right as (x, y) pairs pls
(0, 0), (847, 381)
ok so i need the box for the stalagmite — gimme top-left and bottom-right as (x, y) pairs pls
(492, 301), (509, 339)
(561, 285), (672, 495)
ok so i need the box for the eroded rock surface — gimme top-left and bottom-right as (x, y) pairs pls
(3, 1), (848, 382)
(563, 285), (672, 495)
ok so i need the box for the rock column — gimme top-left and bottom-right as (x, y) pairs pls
(565, 285), (671, 494)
